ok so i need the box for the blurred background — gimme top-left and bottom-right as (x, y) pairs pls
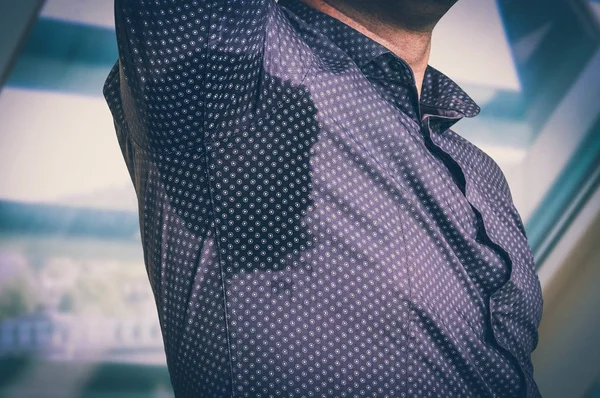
(0, 0), (598, 397)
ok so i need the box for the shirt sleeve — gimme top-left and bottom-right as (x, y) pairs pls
(112, 0), (276, 151)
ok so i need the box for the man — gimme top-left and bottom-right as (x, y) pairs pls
(103, 0), (544, 396)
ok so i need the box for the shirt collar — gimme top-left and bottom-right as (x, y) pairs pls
(278, 0), (481, 119)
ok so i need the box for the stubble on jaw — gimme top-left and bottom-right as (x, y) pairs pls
(324, 0), (460, 32)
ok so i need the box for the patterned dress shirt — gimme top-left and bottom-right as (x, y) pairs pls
(103, 0), (544, 396)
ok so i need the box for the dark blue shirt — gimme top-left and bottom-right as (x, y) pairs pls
(103, 0), (544, 396)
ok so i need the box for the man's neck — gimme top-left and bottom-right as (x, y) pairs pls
(298, 0), (436, 98)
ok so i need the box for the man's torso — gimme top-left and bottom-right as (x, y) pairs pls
(103, 0), (544, 396)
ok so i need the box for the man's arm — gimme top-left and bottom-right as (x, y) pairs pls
(112, 0), (275, 151)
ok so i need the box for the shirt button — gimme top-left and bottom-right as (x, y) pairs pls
(391, 59), (404, 71)
(391, 59), (414, 83)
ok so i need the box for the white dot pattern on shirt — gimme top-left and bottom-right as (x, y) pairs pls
(103, 0), (544, 396)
